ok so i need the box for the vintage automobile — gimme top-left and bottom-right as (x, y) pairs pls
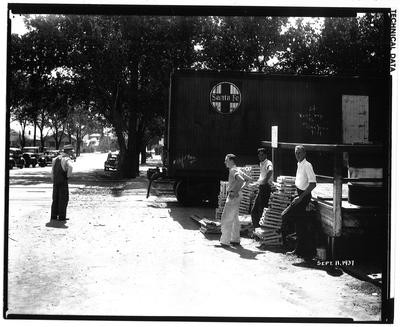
(9, 148), (25, 169)
(23, 146), (47, 167)
(104, 152), (120, 171)
(69, 149), (77, 162)
(44, 149), (60, 165)
(22, 152), (38, 168)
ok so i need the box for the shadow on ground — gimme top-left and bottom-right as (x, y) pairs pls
(291, 261), (344, 277)
(214, 244), (265, 260)
(165, 206), (204, 231)
(9, 168), (150, 190)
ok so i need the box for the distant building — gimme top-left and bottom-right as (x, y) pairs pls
(45, 132), (76, 149)
(9, 129), (20, 147)
(82, 132), (102, 152)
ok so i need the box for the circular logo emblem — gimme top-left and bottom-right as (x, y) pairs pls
(210, 82), (241, 114)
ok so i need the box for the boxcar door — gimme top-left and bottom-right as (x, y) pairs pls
(342, 95), (369, 144)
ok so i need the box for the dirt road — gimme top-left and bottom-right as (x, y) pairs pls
(6, 153), (382, 320)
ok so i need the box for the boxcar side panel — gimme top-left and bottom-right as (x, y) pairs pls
(167, 71), (389, 179)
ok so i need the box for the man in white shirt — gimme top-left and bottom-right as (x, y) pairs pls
(282, 145), (316, 260)
(50, 146), (74, 221)
(249, 148), (273, 228)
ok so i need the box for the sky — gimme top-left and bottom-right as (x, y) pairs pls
(10, 13), (30, 35)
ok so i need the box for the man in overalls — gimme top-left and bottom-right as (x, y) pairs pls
(50, 146), (73, 221)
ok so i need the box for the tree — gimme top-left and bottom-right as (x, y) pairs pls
(46, 74), (71, 149)
(318, 14), (387, 76)
(274, 18), (325, 74)
(10, 16), (69, 149)
(53, 15), (202, 177)
(275, 14), (387, 76)
(195, 16), (288, 71)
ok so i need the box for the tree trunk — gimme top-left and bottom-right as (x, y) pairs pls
(38, 126), (45, 150)
(121, 110), (139, 178)
(33, 121), (37, 146)
(136, 127), (147, 165)
(75, 130), (81, 156)
(19, 121), (27, 149)
(19, 130), (25, 149)
(110, 80), (140, 178)
(140, 145), (147, 165)
(54, 126), (60, 149)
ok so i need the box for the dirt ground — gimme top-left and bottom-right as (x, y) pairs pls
(5, 153), (382, 321)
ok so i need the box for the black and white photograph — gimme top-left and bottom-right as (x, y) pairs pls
(2, 0), (399, 323)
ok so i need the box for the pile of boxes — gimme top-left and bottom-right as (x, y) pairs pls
(238, 214), (253, 235)
(254, 176), (297, 246)
(215, 165), (260, 220)
(199, 218), (221, 234)
(191, 214), (252, 235)
(215, 181), (229, 220)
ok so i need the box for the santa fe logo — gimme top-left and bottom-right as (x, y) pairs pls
(210, 82), (241, 114)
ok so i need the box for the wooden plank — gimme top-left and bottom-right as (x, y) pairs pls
(261, 141), (383, 153)
(317, 199), (335, 237)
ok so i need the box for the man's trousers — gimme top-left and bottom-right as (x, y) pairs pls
(51, 182), (69, 220)
(220, 195), (241, 245)
(251, 184), (271, 228)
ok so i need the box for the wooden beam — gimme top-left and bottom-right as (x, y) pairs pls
(261, 141), (383, 153)
(343, 178), (383, 183)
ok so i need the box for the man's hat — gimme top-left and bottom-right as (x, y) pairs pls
(62, 145), (74, 152)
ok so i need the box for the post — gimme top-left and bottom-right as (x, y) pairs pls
(271, 126), (278, 181)
(331, 152), (343, 259)
(272, 148), (276, 181)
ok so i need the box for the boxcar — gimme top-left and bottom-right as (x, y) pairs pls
(165, 70), (390, 205)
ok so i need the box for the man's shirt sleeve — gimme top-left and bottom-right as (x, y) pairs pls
(306, 162), (317, 183)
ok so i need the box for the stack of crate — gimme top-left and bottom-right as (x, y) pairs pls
(255, 175), (296, 246)
(253, 227), (283, 245)
(239, 214), (253, 234)
(275, 176), (297, 197)
(239, 165), (260, 215)
(215, 165), (260, 220)
(215, 181), (229, 220)
(199, 218), (221, 234)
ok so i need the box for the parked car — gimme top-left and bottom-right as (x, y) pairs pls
(69, 149), (77, 162)
(22, 146), (47, 167)
(22, 152), (38, 168)
(37, 154), (47, 167)
(44, 149), (60, 165)
(104, 152), (120, 171)
(9, 148), (25, 169)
